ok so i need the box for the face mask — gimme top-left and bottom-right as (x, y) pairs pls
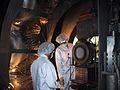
(61, 43), (68, 48)
(50, 51), (54, 59)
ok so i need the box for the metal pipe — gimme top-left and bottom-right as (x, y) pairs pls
(105, 73), (118, 90)
(98, 0), (109, 89)
(103, 52), (107, 72)
(22, 0), (36, 10)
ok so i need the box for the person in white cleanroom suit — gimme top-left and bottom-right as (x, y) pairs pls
(55, 33), (75, 90)
(30, 42), (60, 90)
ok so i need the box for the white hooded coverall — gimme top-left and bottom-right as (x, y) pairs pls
(31, 54), (58, 90)
(55, 43), (75, 90)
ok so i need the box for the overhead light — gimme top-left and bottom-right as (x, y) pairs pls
(32, 24), (41, 34)
(11, 68), (16, 73)
(14, 20), (22, 26)
(73, 36), (78, 45)
(8, 82), (14, 89)
(39, 17), (48, 25)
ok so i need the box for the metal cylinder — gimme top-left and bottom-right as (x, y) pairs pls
(23, 0), (36, 10)
(103, 73), (118, 90)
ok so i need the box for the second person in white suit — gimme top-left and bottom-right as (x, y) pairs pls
(55, 33), (75, 90)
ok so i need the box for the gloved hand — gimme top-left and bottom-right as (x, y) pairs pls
(59, 77), (64, 86)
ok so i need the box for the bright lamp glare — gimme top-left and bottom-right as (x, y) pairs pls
(73, 36), (78, 45)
